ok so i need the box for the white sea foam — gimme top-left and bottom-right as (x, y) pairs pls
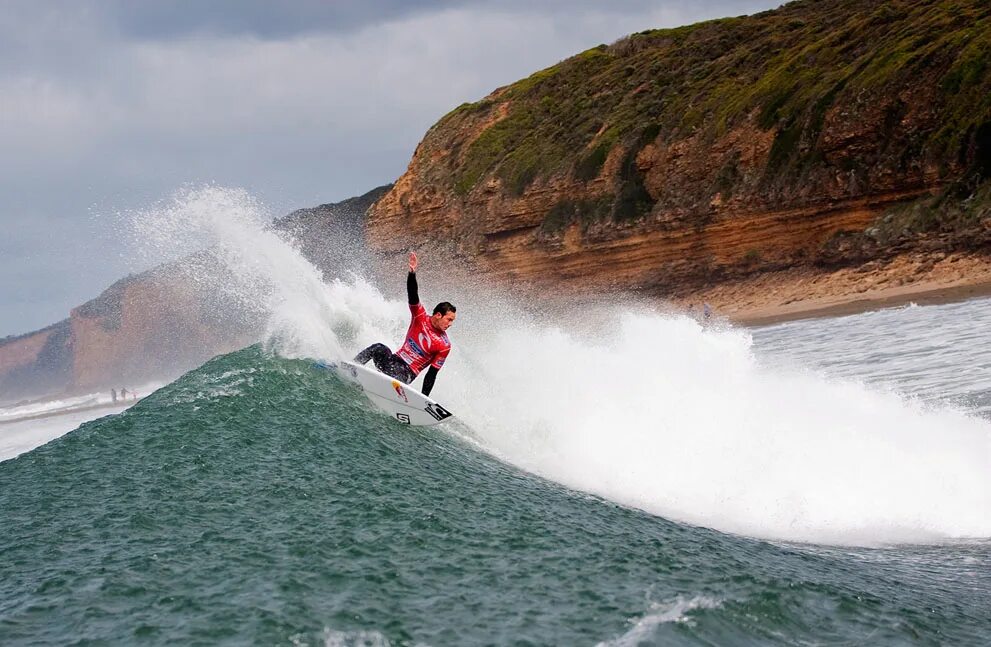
(0, 404), (130, 462)
(122, 186), (991, 546)
(0, 381), (160, 461)
(442, 307), (991, 545)
(0, 394), (100, 421)
(596, 596), (721, 646)
(318, 628), (392, 647)
(128, 185), (394, 362)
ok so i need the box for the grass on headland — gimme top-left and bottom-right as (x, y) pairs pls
(436, 0), (991, 229)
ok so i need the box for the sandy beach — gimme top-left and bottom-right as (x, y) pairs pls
(677, 251), (991, 327)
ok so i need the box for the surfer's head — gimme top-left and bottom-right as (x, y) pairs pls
(431, 302), (457, 332)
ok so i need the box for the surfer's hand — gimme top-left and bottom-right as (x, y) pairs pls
(409, 252), (418, 273)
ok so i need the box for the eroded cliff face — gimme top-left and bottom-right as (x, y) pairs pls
(0, 271), (255, 402)
(0, 323), (71, 403)
(366, 0), (991, 295)
(366, 100), (945, 293)
(0, 329), (54, 377)
(67, 272), (254, 391)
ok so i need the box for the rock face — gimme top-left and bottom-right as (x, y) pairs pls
(6, 1), (991, 402)
(0, 262), (261, 404)
(0, 322), (72, 402)
(366, 0), (991, 294)
(0, 187), (389, 403)
(66, 270), (253, 392)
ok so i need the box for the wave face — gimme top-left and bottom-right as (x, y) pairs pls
(2, 348), (989, 645)
(3, 187), (989, 644)
(126, 187), (991, 547)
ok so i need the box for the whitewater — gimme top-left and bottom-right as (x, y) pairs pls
(129, 186), (991, 546)
(2, 186), (989, 645)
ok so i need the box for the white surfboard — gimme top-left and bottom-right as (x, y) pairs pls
(315, 360), (454, 427)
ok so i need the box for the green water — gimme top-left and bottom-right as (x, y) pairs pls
(2, 347), (989, 645)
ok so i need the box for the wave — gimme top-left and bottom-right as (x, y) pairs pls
(84, 186), (991, 546)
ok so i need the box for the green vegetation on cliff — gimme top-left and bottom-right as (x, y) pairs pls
(439, 0), (991, 224)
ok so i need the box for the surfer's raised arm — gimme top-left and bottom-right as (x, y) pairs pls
(407, 252), (419, 305)
(353, 251), (456, 398)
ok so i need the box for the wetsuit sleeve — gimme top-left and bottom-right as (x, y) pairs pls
(431, 345), (450, 370)
(422, 365), (439, 397)
(407, 271), (419, 305)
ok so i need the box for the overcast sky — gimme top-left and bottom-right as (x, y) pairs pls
(1, 0), (780, 338)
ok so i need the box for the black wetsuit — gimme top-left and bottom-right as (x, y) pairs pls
(353, 272), (442, 396)
(353, 343), (415, 384)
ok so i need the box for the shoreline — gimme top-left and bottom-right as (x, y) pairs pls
(674, 251), (991, 328)
(0, 400), (138, 426)
(734, 279), (991, 327)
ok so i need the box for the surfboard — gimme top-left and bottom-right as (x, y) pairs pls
(315, 360), (454, 427)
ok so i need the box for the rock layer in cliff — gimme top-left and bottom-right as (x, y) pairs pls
(366, 0), (991, 291)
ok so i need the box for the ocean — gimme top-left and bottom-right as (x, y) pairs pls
(1, 188), (988, 645)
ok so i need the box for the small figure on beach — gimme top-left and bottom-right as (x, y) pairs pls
(120, 387), (128, 400)
(111, 388), (117, 403)
(703, 302), (712, 323)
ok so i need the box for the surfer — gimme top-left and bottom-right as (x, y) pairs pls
(353, 252), (455, 397)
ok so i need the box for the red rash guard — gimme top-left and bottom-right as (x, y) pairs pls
(395, 302), (451, 376)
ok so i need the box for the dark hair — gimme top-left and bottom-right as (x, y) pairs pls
(433, 302), (456, 316)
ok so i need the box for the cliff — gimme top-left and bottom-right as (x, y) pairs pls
(0, 187), (389, 403)
(366, 0), (991, 295)
(6, 0), (991, 402)
(65, 266), (255, 392)
(0, 321), (72, 402)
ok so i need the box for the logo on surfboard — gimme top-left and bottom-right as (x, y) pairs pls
(391, 380), (409, 403)
(424, 403), (452, 421)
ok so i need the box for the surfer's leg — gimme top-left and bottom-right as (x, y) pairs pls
(354, 343), (390, 365)
(375, 353), (415, 384)
(354, 343), (414, 383)
(385, 357), (415, 384)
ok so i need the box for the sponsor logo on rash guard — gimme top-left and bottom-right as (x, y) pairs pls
(396, 303), (452, 376)
(406, 338), (426, 357)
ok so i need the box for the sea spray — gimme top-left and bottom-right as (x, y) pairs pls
(441, 309), (991, 545)
(127, 185), (391, 360)
(125, 185), (991, 546)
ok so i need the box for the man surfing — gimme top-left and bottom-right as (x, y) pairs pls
(353, 252), (455, 397)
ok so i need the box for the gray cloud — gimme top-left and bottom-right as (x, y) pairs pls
(0, 1), (780, 337)
(2, 1), (773, 41)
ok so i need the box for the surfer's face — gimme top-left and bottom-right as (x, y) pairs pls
(431, 311), (456, 332)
